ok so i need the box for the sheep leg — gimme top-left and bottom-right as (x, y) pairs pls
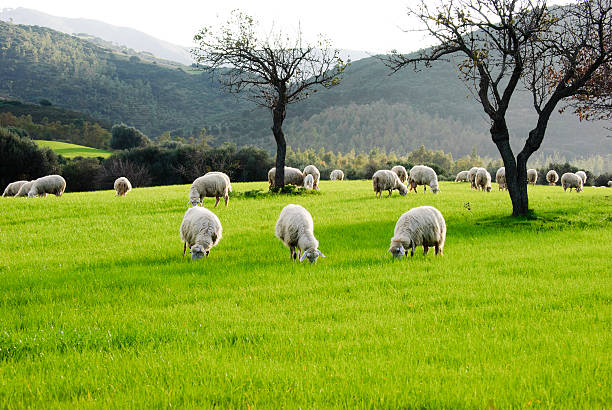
(183, 242), (187, 257)
(423, 246), (429, 255)
(435, 244), (440, 255)
(214, 197), (220, 207)
(388, 189), (392, 197)
(410, 245), (415, 257)
(290, 246), (296, 261)
(224, 195), (229, 207)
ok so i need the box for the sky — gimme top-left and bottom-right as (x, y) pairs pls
(0, 0), (432, 53)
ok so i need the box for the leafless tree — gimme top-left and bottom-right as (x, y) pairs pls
(383, 0), (611, 216)
(192, 11), (347, 188)
(96, 158), (151, 189)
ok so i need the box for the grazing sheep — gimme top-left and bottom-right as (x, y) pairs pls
(561, 172), (583, 192)
(114, 177), (132, 196)
(304, 174), (314, 190)
(179, 206), (222, 260)
(608, 181), (612, 188)
(28, 175), (66, 197)
(527, 169), (538, 185)
(391, 165), (408, 184)
(408, 165), (440, 194)
(2, 180), (28, 197)
(188, 171), (232, 207)
(475, 168), (492, 192)
(372, 170), (408, 198)
(468, 167), (480, 190)
(303, 165), (320, 190)
(496, 167), (507, 191)
(330, 169), (344, 181)
(388, 206), (446, 260)
(455, 171), (469, 182)
(15, 181), (35, 197)
(546, 170), (559, 185)
(268, 167), (304, 188)
(275, 204), (325, 263)
(575, 171), (587, 185)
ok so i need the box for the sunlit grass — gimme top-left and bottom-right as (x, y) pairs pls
(34, 140), (112, 158)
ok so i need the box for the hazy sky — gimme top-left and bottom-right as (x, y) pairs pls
(0, 0), (433, 53)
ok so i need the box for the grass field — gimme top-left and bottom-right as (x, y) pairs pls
(1, 181), (610, 408)
(34, 140), (112, 158)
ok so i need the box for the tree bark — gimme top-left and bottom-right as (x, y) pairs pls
(272, 99), (287, 189)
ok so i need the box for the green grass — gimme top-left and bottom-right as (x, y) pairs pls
(34, 140), (112, 158)
(0, 181), (610, 408)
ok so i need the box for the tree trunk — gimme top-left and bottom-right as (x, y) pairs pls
(272, 100), (287, 189)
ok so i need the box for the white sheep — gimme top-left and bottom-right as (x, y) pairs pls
(391, 165), (408, 184)
(575, 171), (587, 185)
(475, 168), (492, 192)
(372, 170), (408, 198)
(496, 167), (507, 190)
(330, 169), (344, 181)
(304, 174), (314, 190)
(388, 206), (446, 260)
(455, 171), (469, 182)
(527, 169), (538, 185)
(561, 172), (583, 192)
(2, 180), (28, 197)
(268, 167), (304, 188)
(275, 204), (325, 263)
(546, 170), (559, 185)
(179, 206), (222, 260)
(468, 166), (480, 190)
(303, 165), (320, 190)
(408, 165), (440, 194)
(114, 177), (132, 196)
(15, 181), (35, 197)
(608, 181), (612, 188)
(188, 171), (232, 207)
(28, 175), (66, 197)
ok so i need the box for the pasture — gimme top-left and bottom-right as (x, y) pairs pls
(0, 181), (610, 408)
(34, 140), (112, 158)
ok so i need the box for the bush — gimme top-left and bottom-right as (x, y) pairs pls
(593, 173), (612, 187)
(109, 124), (150, 150)
(96, 158), (152, 189)
(61, 157), (103, 192)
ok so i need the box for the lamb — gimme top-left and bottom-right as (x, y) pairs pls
(330, 169), (344, 181)
(2, 180), (28, 197)
(575, 171), (587, 185)
(268, 167), (304, 188)
(391, 165), (408, 184)
(475, 168), (492, 192)
(496, 167), (507, 191)
(372, 170), (408, 198)
(561, 172), (583, 192)
(304, 174), (314, 190)
(188, 171), (232, 207)
(28, 175), (66, 197)
(546, 170), (559, 185)
(455, 171), (469, 182)
(114, 177), (132, 196)
(408, 165), (440, 194)
(388, 206), (446, 260)
(527, 169), (538, 185)
(15, 181), (35, 197)
(275, 204), (325, 263)
(179, 206), (222, 260)
(302, 165), (320, 190)
(468, 166), (480, 190)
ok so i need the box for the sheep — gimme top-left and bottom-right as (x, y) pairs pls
(179, 206), (222, 260)
(468, 166), (480, 189)
(188, 171), (232, 207)
(496, 167), (507, 191)
(608, 181), (612, 188)
(388, 206), (446, 260)
(330, 169), (344, 181)
(304, 174), (314, 190)
(114, 177), (132, 196)
(408, 165), (440, 194)
(391, 165), (408, 184)
(575, 171), (587, 185)
(28, 175), (66, 197)
(546, 170), (559, 186)
(475, 168), (492, 192)
(275, 204), (325, 263)
(527, 169), (538, 185)
(302, 165), (320, 190)
(2, 180), (28, 197)
(268, 167), (304, 188)
(455, 170), (469, 182)
(372, 170), (408, 198)
(561, 172), (583, 193)
(15, 181), (35, 197)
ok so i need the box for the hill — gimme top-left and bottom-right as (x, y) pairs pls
(34, 140), (111, 158)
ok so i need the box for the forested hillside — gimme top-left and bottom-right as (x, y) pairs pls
(0, 20), (609, 158)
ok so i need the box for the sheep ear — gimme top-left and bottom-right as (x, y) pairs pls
(318, 250), (325, 258)
(299, 252), (307, 262)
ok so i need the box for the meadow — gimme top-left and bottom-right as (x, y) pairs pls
(34, 140), (112, 158)
(0, 180), (610, 408)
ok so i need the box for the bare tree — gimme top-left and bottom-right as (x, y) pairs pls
(384, 0), (611, 216)
(192, 11), (346, 189)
